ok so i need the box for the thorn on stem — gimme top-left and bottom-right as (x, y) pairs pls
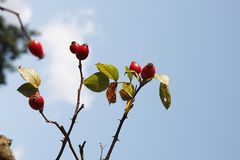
(112, 136), (120, 142)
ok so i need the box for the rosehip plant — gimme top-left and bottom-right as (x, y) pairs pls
(17, 66), (43, 111)
(83, 61), (171, 159)
(17, 43), (172, 160)
(2, 5), (172, 160)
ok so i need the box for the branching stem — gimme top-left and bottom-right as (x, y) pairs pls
(56, 60), (85, 159)
(79, 141), (86, 160)
(99, 143), (106, 160)
(0, 5), (31, 41)
(39, 110), (79, 160)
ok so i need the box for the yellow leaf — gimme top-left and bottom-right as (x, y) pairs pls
(119, 83), (134, 101)
(154, 74), (170, 85)
(18, 66), (41, 88)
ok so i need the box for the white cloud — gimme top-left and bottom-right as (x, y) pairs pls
(1, 0), (32, 24)
(41, 9), (95, 108)
(13, 146), (26, 160)
(1, 1), (95, 108)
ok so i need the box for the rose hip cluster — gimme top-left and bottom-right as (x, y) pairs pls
(70, 41), (89, 60)
(130, 61), (156, 79)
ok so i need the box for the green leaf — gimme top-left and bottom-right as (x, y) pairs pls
(159, 82), (171, 109)
(18, 66), (41, 88)
(83, 72), (109, 92)
(96, 63), (119, 82)
(155, 74), (170, 85)
(17, 83), (39, 97)
(119, 83), (134, 101)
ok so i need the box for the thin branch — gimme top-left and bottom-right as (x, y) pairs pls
(104, 83), (144, 160)
(39, 110), (79, 160)
(56, 105), (84, 160)
(75, 60), (84, 113)
(0, 6), (31, 41)
(104, 112), (128, 160)
(99, 143), (106, 160)
(56, 60), (85, 159)
(79, 141), (86, 160)
(39, 110), (64, 132)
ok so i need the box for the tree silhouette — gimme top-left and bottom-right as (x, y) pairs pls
(0, 3), (37, 85)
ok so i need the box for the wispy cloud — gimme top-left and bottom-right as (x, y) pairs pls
(1, 0), (32, 24)
(41, 8), (95, 107)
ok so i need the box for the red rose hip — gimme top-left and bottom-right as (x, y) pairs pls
(69, 41), (81, 54)
(141, 63), (156, 79)
(130, 61), (141, 74)
(76, 44), (89, 60)
(29, 93), (44, 110)
(28, 40), (44, 59)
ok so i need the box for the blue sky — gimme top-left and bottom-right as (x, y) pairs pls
(0, 0), (240, 159)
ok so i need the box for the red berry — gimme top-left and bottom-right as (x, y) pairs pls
(69, 41), (81, 54)
(28, 93), (44, 110)
(28, 40), (44, 59)
(76, 44), (89, 60)
(130, 61), (141, 74)
(141, 63), (156, 79)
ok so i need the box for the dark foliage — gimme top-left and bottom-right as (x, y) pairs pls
(0, 15), (38, 85)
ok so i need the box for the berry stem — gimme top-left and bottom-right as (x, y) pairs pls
(75, 60), (84, 113)
(0, 6), (31, 41)
(55, 60), (85, 160)
(104, 83), (144, 160)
